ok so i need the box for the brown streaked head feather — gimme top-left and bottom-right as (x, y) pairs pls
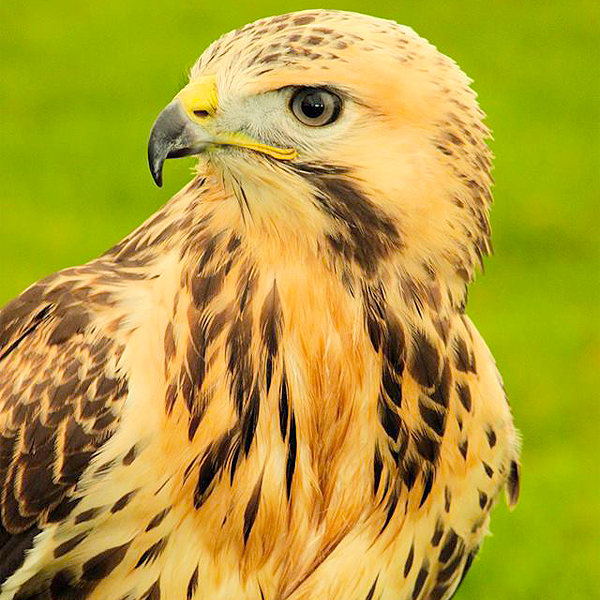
(187, 10), (493, 296)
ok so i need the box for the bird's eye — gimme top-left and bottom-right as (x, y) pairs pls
(290, 88), (341, 127)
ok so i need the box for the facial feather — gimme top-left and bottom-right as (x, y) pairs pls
(181, 10), (494, 316)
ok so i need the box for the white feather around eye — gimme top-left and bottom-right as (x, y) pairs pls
(217, 87), (358, 156)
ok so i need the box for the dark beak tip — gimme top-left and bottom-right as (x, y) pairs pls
(148, 128), (166, 188)
(147, 99), (192, 188)
(148, 153), (164, 187)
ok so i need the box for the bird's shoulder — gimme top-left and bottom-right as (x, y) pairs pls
(0, 263), (130, 587)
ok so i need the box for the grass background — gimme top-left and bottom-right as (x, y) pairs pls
(1, 1), (598, 598)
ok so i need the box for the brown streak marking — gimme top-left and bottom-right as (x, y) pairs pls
(146, 507), (171, 532)
(419, 469), (434, 507)
(486, 427), (496, 448)
(456, 383), (472, 411)
(418, 399), (446, 437)
(111, 489), (138, 513)
(75, 507), (102, 524)
(412, 565), (428, 599)
(431, 519), (444, 546)
(81, 541), (131, 582)
(122, 445), (137, 465)
(437, 548), (464, 582)
(135, 536), (169, 568)
(365, 576), (379, 600)
(478, 490), (488, 509)
(409, 332), (440, 388)
(404, 543), (414, 577)
(413, 428), (439, 463)
(243, 473), (264, 544)
(141, 580), (161, 600)
(439, 529), (458, 563)
(187, 565), (199, 599)
(507, 460), (520, 507)
(54, 531), (88, 558)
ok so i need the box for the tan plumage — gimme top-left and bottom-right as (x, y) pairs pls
(0, 10), (520, 600)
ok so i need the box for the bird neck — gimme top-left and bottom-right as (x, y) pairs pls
(105, 168), (470, 320)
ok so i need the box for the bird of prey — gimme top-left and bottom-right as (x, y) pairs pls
(0, 9), (520, 600)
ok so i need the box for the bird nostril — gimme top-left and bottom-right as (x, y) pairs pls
(193, 109), (210, 118)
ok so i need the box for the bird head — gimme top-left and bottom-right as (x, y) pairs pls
(148, 10), (493, 298)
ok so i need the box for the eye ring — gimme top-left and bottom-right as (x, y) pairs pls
(290, 88), (342, 127)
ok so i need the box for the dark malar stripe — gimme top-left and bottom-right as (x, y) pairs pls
(289, 163), (402, 274)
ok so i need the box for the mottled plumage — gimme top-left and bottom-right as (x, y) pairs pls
(0, 10), (519, 600)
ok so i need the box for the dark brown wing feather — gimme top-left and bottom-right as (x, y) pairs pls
(0, 270), (128, 586)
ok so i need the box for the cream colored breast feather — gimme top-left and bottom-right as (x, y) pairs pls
(0, 9), (519, 600)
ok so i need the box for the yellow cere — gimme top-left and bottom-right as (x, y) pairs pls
(176, 76), (219, 120)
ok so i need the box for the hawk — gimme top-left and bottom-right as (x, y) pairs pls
(0, 10), (520, 600)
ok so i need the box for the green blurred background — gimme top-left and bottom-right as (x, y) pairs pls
(1, 1), (598, 598)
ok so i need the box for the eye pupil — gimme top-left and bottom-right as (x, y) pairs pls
(290, 87), (341, 127)
(301, 93), (326, 119)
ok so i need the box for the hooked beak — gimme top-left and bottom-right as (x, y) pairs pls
(147, 76), (297, 187)
(147, 98), (207, 187)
